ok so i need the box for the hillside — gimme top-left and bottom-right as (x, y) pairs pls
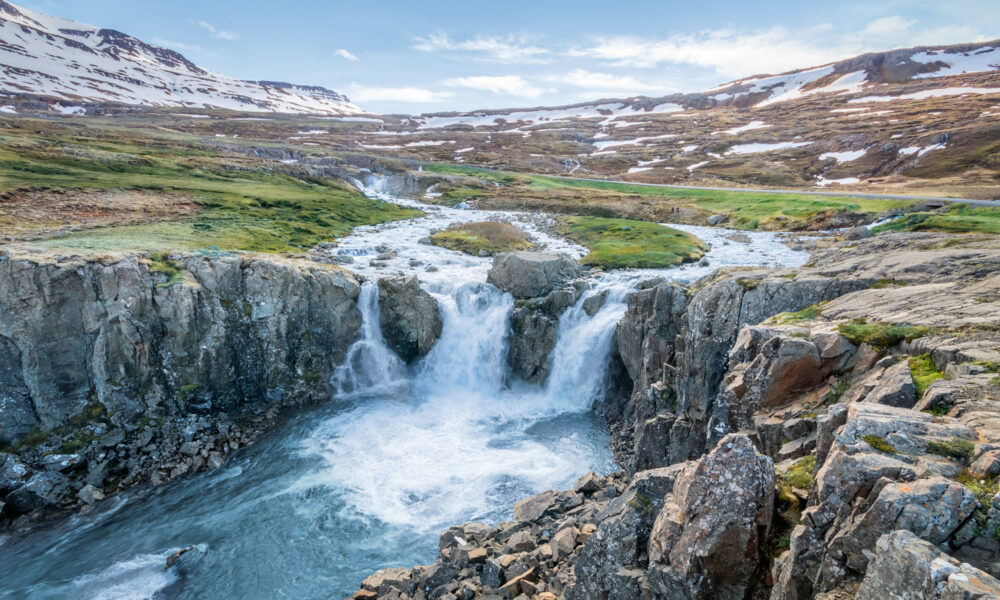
(0, 1), (363, 115)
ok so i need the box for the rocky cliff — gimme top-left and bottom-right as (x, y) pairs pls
(350, 232), (1000, 600)
(0, 247), (363, 519)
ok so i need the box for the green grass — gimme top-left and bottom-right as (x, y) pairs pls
(423, 162), (909, 230)
(783, 455), (817, 490)
(771, 302), (827, 324)
(0, 128), (420, 252)
(838, 319), (932, 350)
(147, 252), (186, 286)
(909, 354), (945, 398)
(556, 216), (706, 269)
(872, 204), (1000, 235)
(926, 438), (976, 461)
(864, 435), (898, 454)
(429, 221), (533, 255)
(957, 469), (999, 536)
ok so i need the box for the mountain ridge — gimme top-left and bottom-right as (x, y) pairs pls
(0, 0), (362, 115)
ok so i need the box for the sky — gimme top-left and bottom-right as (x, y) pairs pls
(17, 0), (1000, 115)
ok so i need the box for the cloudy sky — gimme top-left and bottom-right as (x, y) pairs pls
(19, 0), (1000, 114)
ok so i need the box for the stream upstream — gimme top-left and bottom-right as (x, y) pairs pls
(0, 180), (809, 600)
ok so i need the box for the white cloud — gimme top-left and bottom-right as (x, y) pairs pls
(413, 33), (551, 63)
(550, 69), (662, 91)
(570, 29), (843, 77)
(335, 48), (359, 61)
(444, 75), (549, 98)
(152, 38), (201, 53)
(348, 84), (454, 103)
(197, 21), (240, 41)
(570, 18), (993, 79)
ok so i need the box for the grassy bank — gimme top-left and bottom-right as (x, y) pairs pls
(0, 123), (419, 252)
(557, 216), (706, 269)
(429, 221), (533, 256)
(872, 204), (1000, 235)
(422, 163), (909, 230)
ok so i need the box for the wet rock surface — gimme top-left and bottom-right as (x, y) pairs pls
(487, 251), (584, 299)
(377, 275), (443, 363)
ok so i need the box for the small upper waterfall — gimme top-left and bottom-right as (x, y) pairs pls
(331, 282), (406, 396)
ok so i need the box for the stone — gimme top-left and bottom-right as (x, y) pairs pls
(5, 472), (70, 513)
(467, 548), (488, 563)
(506, 531), (535, 553)
(362, 567), (412, 593)
(864, 361), (917, 408)
(487, 252), (583, 299)
(551, 527), (579, 562)
(77, 484), (105, 505)
(857, 530), (1000, 600)
(166, 546), (197, 569)
(377, 276), (443, 363)
(514, 490), (559, 522)
(507, 305), (559, 383)
(844, 226), (872, 241)
(0, 453), (30, 494)
(971, 450), (1000, 477)
(706, 214), (727, 226)
(574, 471), (602, 495)
(420, 563), (459, 592)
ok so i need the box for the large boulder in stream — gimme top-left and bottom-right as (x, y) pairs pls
(377, 276), (443, 363)
(487, 251), (584, 299)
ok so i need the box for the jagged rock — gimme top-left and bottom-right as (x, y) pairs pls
(647, 434), (775, 600)
(362, 567), (412, 594)
(568, 467), (683, 600)
(863, 360), (917, 408)
(514, 490), (559, 522)
(971, 450), (1000, 477)
(5, 472), (69, 513)
(487, 252), (583, 299)
(377, 276), (443, 363)
(0, 251), (363, 442)
(857, 530), (1000, 600)
(574, 471), (602, 495)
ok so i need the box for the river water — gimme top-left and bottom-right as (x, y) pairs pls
(0, 180), (808, 600)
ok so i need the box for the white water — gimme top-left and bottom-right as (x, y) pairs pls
(0, 179), (812, 600)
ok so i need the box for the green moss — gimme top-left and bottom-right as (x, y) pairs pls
(871, 278), (905, 289)
(909, 354), (945, 398)
(771, 302), (827, 324)
(926, 438), (976, 461)
(147, 252), (186, 287)
(737, 278), (762, 291)
(627, 491), (659, 518)
(872, 204), (1000, 236)
(924, 404), (951, 417)
(824, 379), (851, 404)
(429, 221), (533, 255)
(863, 435), (898, 454)
(556, 216), (706, 269)
(783, 455), (817, 490)
(837, 319), (932, 350)
(177, 384), (200, 398)
(957, 469), (999, 535)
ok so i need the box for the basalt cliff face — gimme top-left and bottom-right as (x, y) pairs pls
(350, 232), (1000, 600)
(0, 248), (362, 518)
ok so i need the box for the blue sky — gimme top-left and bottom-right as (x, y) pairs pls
(19, 0), (1000, 114)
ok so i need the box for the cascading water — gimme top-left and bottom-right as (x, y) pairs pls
(331, 282), (406, 396)
(0, 180), (811, 600)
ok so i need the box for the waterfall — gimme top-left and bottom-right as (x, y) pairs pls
(540, 278), (633, 411)
(330, 282), (406, 396)
(415, 282), (513, 397)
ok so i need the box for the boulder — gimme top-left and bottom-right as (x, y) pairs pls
(487, 252), (583, 299)
(514, 490), (559, 522)
(647, 434), (775, 600)
(857, 530), (1000, 600)
(0, 453), (30, 494)
(844, 226), (872, 241)
(5, 471), (70, 513)
(377, 276), (443, 363)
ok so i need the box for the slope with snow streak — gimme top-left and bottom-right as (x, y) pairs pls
(0, 1), (362, 115)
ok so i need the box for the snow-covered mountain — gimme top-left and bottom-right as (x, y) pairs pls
(0, 1), (363, 115)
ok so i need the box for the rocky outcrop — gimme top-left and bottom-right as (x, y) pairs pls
(646, 434), (775, 600)
(487, 252), (584, 299)
(507, 288), (580, 383)
(0, 248), (363, 522)
(857, 530), (1000, 600)
(377, 276), (442, 363)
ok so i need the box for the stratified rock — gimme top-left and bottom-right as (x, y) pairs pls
(863, 360), (917, 408)
(487, 252), (583, 299)
(506, 287), (579, 383)
(857, 530), (1000, 600)
(647, 434), (775, 600)
(377, 276), (442, 363)
(5, 472), (69, 513)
